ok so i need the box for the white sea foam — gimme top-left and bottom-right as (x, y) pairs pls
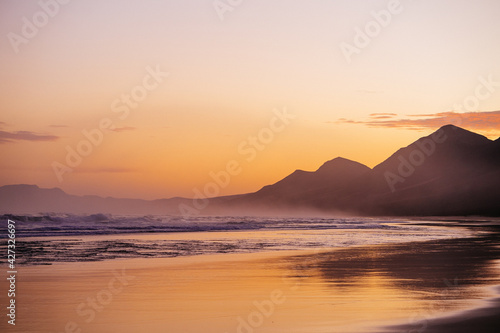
(1, 214), (410, 237)
(0, 214), (474, 265)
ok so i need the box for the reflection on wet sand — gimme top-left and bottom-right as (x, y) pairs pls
(282, 226), (500, 332)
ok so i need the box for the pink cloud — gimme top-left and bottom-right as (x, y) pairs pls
(337, 111), (500, 135)
(0, 130), (59, 144)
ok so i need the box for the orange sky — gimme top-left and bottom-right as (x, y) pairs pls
(1, 0), (500, 199)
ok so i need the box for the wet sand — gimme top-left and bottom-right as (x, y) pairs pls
(383, 294), (500, 333)
(1, 225), (499, 332)
(380, 223), (500, 333)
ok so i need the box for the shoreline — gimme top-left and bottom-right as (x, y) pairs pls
(1, 220), (499, 332)
(377, 223), (500, 332)
(9, 219), (473, 266)
(382, 287), (500, 333)
(282, 224), (500, 332)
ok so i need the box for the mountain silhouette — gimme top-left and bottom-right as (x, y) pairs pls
(353, 125), (499, 215)
(0, 184), (188, 215)
(1, 125), (499, 216)
(234, 157), (370, 209)
(222, 125), (500, 216)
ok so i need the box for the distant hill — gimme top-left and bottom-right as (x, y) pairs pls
(0, 184), (189, 215)
(1, 125), (499, 216)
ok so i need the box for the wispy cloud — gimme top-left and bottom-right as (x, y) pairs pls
(336, 111), (500, 135)
(368, 113), (398, 120)
(0, 130), (60, 144)
(111, 126), (136, 133)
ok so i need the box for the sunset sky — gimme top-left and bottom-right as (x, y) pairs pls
(1, 0), (500, 200)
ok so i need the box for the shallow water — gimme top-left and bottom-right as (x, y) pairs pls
(1, 215), (472, 265)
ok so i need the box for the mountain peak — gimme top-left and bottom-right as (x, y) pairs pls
(438, 124), (461, 131)
(435, 124), (491, 146)
(316, 157), (370, 174)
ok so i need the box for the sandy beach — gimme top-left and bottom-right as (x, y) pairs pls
(1, 223), (499, 333)
(381, 223), (500, 333)
(2, 0), (500, 331)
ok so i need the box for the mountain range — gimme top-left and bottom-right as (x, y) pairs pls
(1, 125), (499, 216)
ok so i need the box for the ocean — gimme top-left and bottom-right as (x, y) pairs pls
(1, 214), (472, 265)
